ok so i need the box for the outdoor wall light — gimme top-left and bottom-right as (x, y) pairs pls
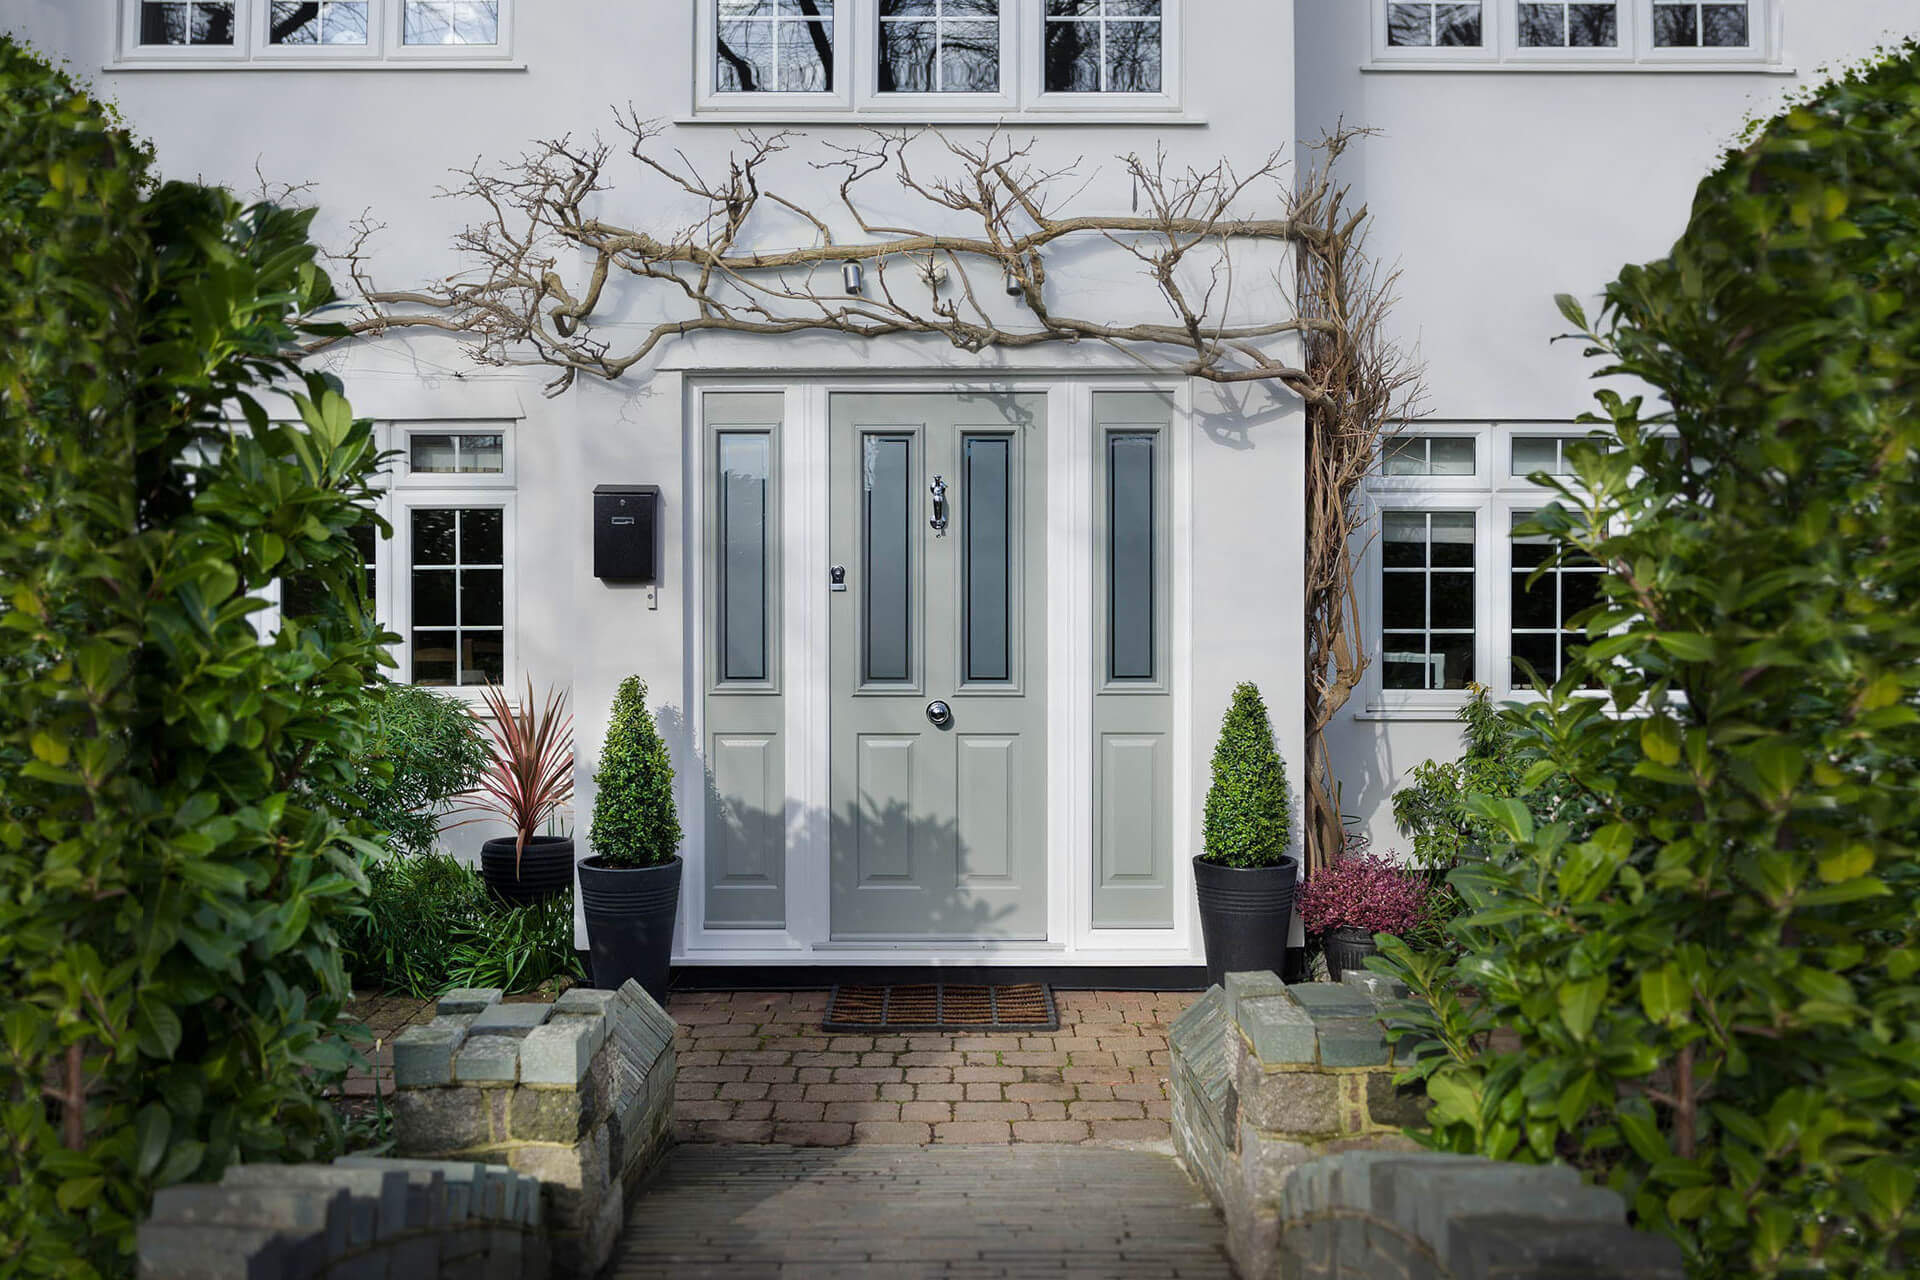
(842, 261), (863, 294)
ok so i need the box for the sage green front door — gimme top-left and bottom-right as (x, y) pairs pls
(829, 393), (1049, 941)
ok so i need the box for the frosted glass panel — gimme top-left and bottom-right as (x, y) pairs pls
(863, 434), (912, 682)
(718, 433), (770, 682)
(963, 436), (1011, 682)
(1107, 433), (1156, 681)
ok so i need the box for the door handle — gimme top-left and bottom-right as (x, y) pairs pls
(925, 700), (953, 730)
(929, 475), (949, 534)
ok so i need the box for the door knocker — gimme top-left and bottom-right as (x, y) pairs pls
(929, 474), (949, 534)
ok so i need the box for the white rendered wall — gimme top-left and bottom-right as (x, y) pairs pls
(1297, 1), (1920, 856)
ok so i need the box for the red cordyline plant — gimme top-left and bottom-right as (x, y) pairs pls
(1297, 853), (1428, 936)
(455, 678), (574, 878)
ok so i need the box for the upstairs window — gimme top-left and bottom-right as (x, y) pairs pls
(268, 2), (369, 44)
(717, 0), (836, 93)
(1652, 0), (1748, 47)
(402, 0), (500, 44)
(1044, 1), (1164, 94)
(1386, 2), (1482, 47)
(878, 0), (1002, 94)
(139, 2), (237, 45)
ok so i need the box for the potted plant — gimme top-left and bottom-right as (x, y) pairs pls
(1194, 682), (1298, 988)
(578, 676), (683, 1002)
(460, 679), (576, 906)
(1298, 853), (1429, 981)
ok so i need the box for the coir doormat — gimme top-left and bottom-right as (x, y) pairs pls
(823, 983), (1059, 1033)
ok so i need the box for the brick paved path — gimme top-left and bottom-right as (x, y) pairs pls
(609, 1143), (1232, 1278)
(670, 989), (1196, 1147)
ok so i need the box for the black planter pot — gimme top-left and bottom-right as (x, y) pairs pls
(1324, 926), (1381, 983)
(578, 855), (683, 1005)
(1193, 855), (1300, 990)
(480, 835), (575, 906)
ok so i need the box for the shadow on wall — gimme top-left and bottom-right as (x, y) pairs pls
(1195, 371), (1298, 451)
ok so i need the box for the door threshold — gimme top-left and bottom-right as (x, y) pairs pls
(669, 962), (1207, 992)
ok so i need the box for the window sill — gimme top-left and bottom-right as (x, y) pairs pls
(675, 110), (1207, 127)
(105, 58), (527, 73)
(1362, 59), (1795, 75)
(1352, 703), (1470, 723)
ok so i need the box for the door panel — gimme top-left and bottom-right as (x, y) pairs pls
(830, 393), (1047, 940)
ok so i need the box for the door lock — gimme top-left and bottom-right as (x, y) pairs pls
(925, 699), (953, 730)
(830, 565), (847, 592)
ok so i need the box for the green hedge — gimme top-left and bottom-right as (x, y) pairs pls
(0, 39), (388, 1273)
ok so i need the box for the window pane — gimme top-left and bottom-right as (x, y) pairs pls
(404, 0), (497, 45)
(1430, 512), (1476, 567)
(191, 2), (235, 43)
(1382, 633), (1430, 690)
(1702, 5), (1747, 45)
(1108, 433), (1156, 681)
(460, 434), (504, 473)
(717, 19), (776, 90)
(718, 433), (771, 682)
(462, 568), (504, 627)
(1383, 512), (1427, 567)
(1388, 3), (1434, 46)
(1568, 3), (1617, 44)
(878, 19), (936, 91)
(461, 632), (505, 685)
(410, 433), (459, 473)
(1517, 3), (1563, 45)
(141, 2), (235, 44)
(412, 569), (457, 626)
(270, 2), (322, 43)
(1044, 20), (1099, 90)
(1512, 436), (1561, 477)
(413, 632), (457, 685)
(324, 2), (368, 42)
(862, 435), (912, 683)
(1383, 437), (1426, 476)
(1561, 568), (1603, 618)
(1512, 569), (1557, 628)
(1429, 437), (1475, 475)
(1437, 3), (1481, 44)
(777, 18), (834, 90)
(1511, 632), (1557, 684)
(1382, 574), (1426, 630)
(412, 509), (456, 565)
(940, 21), (1000, 90)
(462, 508), (503, 564)
(1431, 571), (1474, 629)
(964, 437), (1013, 683)
(1106, 21), (1160, 92)
(1653, 5), (1697, 45)
(1434, 634), (1475, 689)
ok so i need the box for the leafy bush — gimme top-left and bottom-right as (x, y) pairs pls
(589, 677), (681, 869)
(1297, 854), (1428, 936)
(341, 855), (583, 998)
(348, 685), (489, 858)
(1200, 683), (1292, 868)
(1391, 685), (1534, 869)
(0, 39), (388, 1273)
(1377, 45), (1920, 1278)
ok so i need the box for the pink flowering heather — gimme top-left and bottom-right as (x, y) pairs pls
(1298, 854), (1428, 936)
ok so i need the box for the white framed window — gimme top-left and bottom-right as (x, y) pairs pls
(1369, 0), (1777, 69)
(398, 426), (514, 485)
(857, 0), (1017, 111)
(116, 0), (516, 66)
(392, 496), (514, 689)
(696, 0), (853, 111)
(1363, 423), (1612, 715)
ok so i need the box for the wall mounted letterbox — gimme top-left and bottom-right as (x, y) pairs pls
(593, 485), (660, 582)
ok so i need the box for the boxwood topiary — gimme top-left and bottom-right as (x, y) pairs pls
(588, 676), (682, 868)
(1201, 682), (1292, 868)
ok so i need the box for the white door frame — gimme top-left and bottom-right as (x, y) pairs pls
(680, 373), (1199, 967)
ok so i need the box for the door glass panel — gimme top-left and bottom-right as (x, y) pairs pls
(963, 435), (1012, 682)
(1107, 432), (1156, 681)
(718, 433), (771, 682)
(862, 433), (912, 683)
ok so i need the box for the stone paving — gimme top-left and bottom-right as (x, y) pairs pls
(338, 987), (1198, 1147)
(609, 1143), (1234, 1278)
(669, 989), (1197, 1148)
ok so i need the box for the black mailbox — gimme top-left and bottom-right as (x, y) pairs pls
(593, 485), (660, 582)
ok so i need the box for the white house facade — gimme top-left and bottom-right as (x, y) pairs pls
(11, 0), (1913, 970)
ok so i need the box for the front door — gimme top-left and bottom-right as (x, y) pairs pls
(828, 393), (1048, 940)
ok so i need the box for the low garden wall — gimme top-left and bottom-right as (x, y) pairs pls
(137, 979), (675, 1279)
(1169, 970), (1686, 1279)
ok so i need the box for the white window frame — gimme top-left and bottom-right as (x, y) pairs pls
(855, 0), (1019, 114)
(1023, 0), (1182, 114)
(1368, 0), (1782, 70)
(114, 0), (518, 68)
(694, 0), (854, 114)
(395, 423), (517, 488)
(390, 490), (517, 696)
(122, 0), (252, 63)
(1362, 423), (1615, 717)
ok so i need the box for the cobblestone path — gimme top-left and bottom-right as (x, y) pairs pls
(608, 1143), (1233, 1278)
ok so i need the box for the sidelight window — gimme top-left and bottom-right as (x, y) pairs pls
(861, 434), (915, 683)
(717, 433), (774, 682)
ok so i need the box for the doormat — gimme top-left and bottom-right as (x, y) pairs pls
(822, 983), (1059, 1033)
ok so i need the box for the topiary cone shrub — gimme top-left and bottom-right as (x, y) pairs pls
(1201, 682), (1292, 867)
(589, 676), (682, 868)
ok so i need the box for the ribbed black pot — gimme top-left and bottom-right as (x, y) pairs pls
(578, 855), (683, 1005)
(479, 835), (575, 906)
(1193, 855), (1299, 990)
(1324, 926), (1381, 983)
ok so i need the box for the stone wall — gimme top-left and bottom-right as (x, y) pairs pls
(387, 980), (676, 1275)
(136, 979), (675, 1280)
(1170, 970), (1685, 1279)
